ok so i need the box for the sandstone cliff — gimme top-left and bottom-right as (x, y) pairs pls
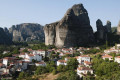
(44, 4), (94, 48)
(9, 23), (44, 42)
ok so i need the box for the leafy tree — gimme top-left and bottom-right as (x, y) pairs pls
(52, 69), (57, 75)
(73, 51), (80, 57)
(84, 49), (101, 54)
(12, 48), (20, 54)
(92, 55), (120, 80)
(17, 72), (25, 80)
(35, 66), (48, 75)
(23, 49), (28, 52)
(66, 58), (79, 70)
(46, 61), (56, 72)
(57, 65), (67, 72)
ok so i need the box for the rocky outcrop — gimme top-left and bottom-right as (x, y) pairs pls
(44, 4), (94, 48)
(105, 21), (112, 33)
(44, 22), (59, 45)
(0, 27), (12, 44)
(95, 20), (112, 41)
(96, 19), (107, 40)
(117, 21), (120, 35)
(9, 23), (44, 42)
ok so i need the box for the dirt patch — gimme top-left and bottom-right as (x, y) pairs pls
(33, 73), (59, 80)
(42, 73), (59, 80)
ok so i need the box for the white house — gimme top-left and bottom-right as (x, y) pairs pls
(0, 68), (9, 75)
(84, 61), (92, 67)
(65, 57), (71, 61)
(77, 55), (91, 64)
(3, 57), (15, 66)
(115, 56), (120, 63)
(24, 53), (42, 62)
(2, 51), (10, 54)
(33, 50), (46, 57)
(35, 61), (46, 66)
(34, 54), (42, 61)
(18, 61), (29, 70)
(25, 54), (34, 62)
(116, 44), (120, 49)
(102, 54), (113, 60)
(57, 60), (67, 66)
(104, 49), (119, 54)
(77, 67), (93, 78)
(19, 53), (26, 58)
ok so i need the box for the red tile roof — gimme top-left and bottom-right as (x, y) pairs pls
(102, 55), (112, 58)
(77, 67), (92, 70)
(58, 60), (66, 63)
(84, 61), (91, 65)
(0, 63), (4, 66)
(3, 57), (15, 60)
(28, 54), (34, 57)
(20, 53), (25, 55)
(38, 49), (45, 51)
(80, 55), (89, 57)
(116, 56), (120, 58)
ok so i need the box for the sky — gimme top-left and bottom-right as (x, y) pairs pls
(0, 0), (120, 31)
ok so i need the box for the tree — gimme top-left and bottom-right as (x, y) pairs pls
(66, 58), (79, 70)
(46, 61), (56, 72)
(52, 69), (57, 75)
(92, 56), (120, 79)
(12, 48), (19, 54)
(57, 65), (67, 72)
(17, 72), (25, 80)
(35, 66), (48, 75)
(23, 49), (28, 52)
(105, 40), (108, 49)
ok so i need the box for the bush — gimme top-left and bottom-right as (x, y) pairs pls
(35, 66), (48, 75)
(57, 65), (67, 72)
(66, 58), (79, 70)
(52, 69), (57, 75)
(56, 70), (79, 80)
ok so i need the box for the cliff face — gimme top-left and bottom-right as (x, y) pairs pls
(44, 22), (58, 45)
(9, 23), (44, 42)
(105, 21), (112, 33)
(95, 19), (112, 42)
(117, 21), (120, 35)
(96, 19), (106, 40)
(0, 28), (12, 44)
(44, 4), (94, 48)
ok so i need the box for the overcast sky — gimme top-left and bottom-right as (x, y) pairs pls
(0, 0), (119, 31)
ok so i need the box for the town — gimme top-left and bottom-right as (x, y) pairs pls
(0, 1), (119, 80)
(0, 43), (120, 80)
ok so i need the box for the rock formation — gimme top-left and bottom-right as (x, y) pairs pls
(117, 21), (120, 35)
(96, 19), (107, 40)
(105, 21), (112, 33)
(44, 4), (94, 48)
(0, 27), (12, 44)
(9, 23), (44, 42)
